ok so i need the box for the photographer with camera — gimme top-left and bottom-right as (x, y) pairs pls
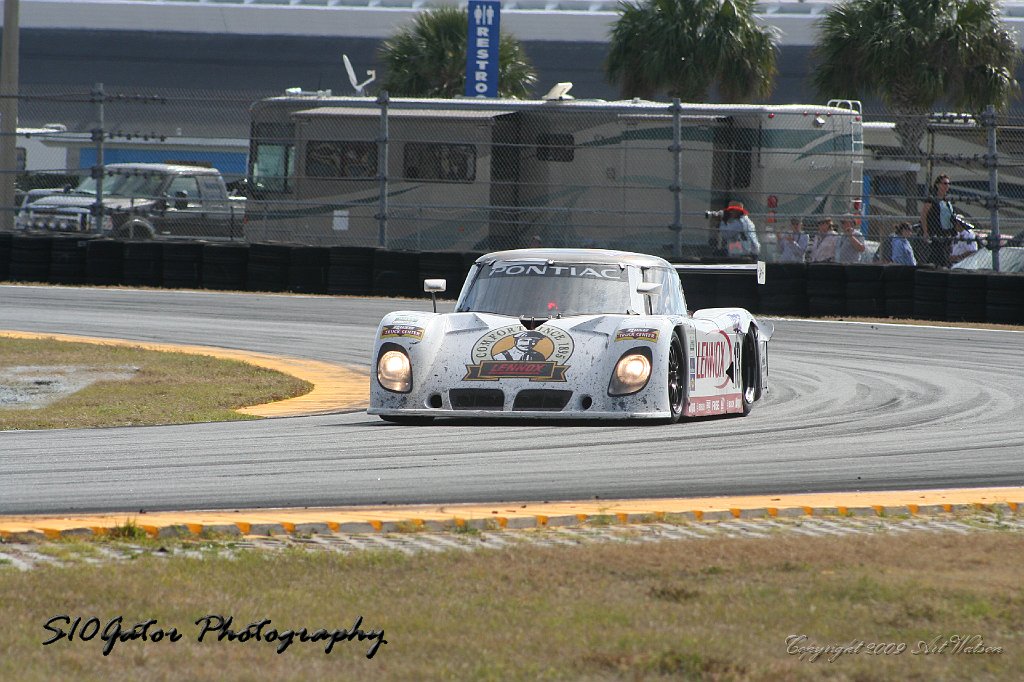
(709, 201), (760, 258)
(919, 174), (960, 267)
(950, 217), (980, 265)
(777, 216), (809, 262)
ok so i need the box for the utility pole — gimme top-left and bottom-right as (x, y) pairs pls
(0, 0), (20, 232)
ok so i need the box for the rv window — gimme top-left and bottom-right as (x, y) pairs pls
(868, 174), (904, 196)
(403, 143), (476, 182)
(251, 122), (294, 193)
(306, 141), (377, 179)
(252, 143), (294, 193)
(712, 127), (752, 190)
(536, 133), (574, 162)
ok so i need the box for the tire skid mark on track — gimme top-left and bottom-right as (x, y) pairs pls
(0, 287), (1022, 514)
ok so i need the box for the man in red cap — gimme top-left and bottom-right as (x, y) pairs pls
(717, 201), (760, 257)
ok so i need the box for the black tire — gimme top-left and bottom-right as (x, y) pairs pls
(380, 415), (434, 425)
(115, 221), (154, 240)
(738, 329), (758, 417)
(665, 333), (686, 424)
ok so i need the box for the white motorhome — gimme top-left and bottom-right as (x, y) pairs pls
(246, 93), (864, 254)
(16, 124), (70, 173)
(862, 116), (1024, 238)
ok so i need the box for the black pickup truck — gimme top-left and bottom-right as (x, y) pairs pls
(16, 163), (245, 239)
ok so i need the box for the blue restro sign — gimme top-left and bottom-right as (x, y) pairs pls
(466, 0), (501, 97)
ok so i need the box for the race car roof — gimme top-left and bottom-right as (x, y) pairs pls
(478, 248), (671, 269)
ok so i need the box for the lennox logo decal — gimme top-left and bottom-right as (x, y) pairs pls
(695, 331), (734, 389)
(695, 341), (727, 379)
(464, 325), (573, 381)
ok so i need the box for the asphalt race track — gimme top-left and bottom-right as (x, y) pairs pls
(1, 285), (1022, 515)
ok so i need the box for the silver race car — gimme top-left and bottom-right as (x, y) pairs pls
(369, 249), (772, 424)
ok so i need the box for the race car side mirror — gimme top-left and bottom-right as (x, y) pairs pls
(424, 279), (446, 313)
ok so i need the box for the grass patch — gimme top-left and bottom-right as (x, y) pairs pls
(0, 338), (311, 430)
(106, 519), (148, 541)
(2, 532), (1022, 680)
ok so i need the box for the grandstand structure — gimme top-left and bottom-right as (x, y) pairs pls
(17, 0), (1024, 45)
(11, 0), (1024, 105)
(8, 0), (1024, 159)
(17, 0), (866, 45)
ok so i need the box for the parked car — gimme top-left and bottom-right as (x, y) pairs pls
(15, 163), (245, 239)
(952, 246), (1024, 273)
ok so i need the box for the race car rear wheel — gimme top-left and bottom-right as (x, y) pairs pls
(666, 333), (685, 423)
(738, 330), (757, 417)
(380, 415), (434, 425)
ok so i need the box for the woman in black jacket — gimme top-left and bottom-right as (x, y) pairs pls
(919, 174), (957, 267)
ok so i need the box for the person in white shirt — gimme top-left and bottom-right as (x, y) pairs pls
(808, 217), (839, 263)
(950, 222), (980, 264)
(777, 216), (809, 262)
(835, 215), (867, 264)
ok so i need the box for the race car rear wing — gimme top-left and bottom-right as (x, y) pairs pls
(673, 261), (766, 285)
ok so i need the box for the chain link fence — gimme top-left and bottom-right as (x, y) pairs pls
(3, 86), (1024, 267)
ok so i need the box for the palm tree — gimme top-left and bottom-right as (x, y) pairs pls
(378, 7), (536, 98)
(813, 0), (1020, 212)
(606, 0), (778, 102)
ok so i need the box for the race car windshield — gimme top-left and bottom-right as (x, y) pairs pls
(457, 261), (634, 317)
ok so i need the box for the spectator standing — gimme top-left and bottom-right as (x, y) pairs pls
(718, 201), (760, 257)
(777, 216), (809, 262)
(808, 217), (839, 262)
(920, 174), (958, 267)
(835, 214), (867, 264)
(890, 222), (917, 266)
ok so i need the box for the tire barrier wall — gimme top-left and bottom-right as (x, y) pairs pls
(1, 236), (1022, 325)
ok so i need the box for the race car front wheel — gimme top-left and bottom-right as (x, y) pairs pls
(666, 333), (686, 423)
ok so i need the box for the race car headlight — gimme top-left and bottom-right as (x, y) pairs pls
(609, 348), (652, 396)
(377, 348), (412, 393)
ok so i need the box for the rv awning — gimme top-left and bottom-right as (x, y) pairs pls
(291, 107), (516, 120)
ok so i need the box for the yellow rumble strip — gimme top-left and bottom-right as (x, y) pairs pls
(1, 488), (1022, 540)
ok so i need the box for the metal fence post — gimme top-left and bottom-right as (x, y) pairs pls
(0, 0), (20, 232)
(377, 90), (389, 249)
(983, 104), (1001, 273)
(670, 98), (683, 258)
(91, 82), (106, 227)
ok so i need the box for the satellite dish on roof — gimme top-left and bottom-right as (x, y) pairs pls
(542, 82), (574, 101)
(343, 54), (376, 96)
